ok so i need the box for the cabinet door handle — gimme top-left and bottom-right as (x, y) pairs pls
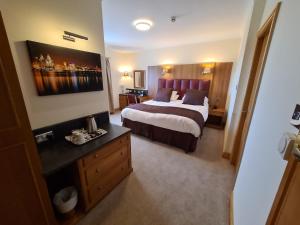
(97, 186), (102, 191)
(94, 154), (99, 158)
(96, 169), (100, 174)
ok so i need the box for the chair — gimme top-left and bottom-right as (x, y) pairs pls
(127, 94), (138, 105)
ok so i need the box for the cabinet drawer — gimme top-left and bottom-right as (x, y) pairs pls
(85, 146), (128, 186)
(82, 134), (129, 168)
(88, 160), (129, 205)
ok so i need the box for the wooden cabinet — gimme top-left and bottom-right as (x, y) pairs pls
(119, 94), (151, 110)
(206, 108), (226, 129)
(76, 133), (132, 211)
(119, 94), (128, 110)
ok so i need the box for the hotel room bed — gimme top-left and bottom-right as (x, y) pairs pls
(121, 78), (210, 152)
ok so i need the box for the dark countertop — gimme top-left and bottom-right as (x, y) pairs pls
(38, 123), (130, 176)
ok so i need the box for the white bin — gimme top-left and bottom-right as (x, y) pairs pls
(53, 186), (78, 214)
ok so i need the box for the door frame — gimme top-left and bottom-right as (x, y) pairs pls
(230, 3), (281, 177)
(266, 153), (299, 224)
(0, 11), (56, 225)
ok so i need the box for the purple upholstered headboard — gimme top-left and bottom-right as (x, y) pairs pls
(158, 78), (211, 98)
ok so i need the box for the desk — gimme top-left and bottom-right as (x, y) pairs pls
(119, 94), (151, 110)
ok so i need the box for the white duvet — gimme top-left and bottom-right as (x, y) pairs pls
(121, 99), (209, 137)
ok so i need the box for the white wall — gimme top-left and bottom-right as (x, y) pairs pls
(223, 0), (267, 153)
(223, 0), (254, 152)
(135, 38), (241, 70)
(105, 47), (137, 108)
(234, 0), (300, 224)
(0, 0), (108, 129)
(106, 39), (241, 109)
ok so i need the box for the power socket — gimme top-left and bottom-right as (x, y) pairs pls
(35, 131), (54, 144)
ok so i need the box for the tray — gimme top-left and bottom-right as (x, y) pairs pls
(65, 128), (108, 146)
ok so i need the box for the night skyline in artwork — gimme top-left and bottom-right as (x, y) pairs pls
(27, 41), (103, 96)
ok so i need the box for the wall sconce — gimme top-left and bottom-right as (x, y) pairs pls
(63, 31), (88, 42)
(122, 71), (130, 77)
(202, 63), (215, 75)
(161, 66), (172, 75)
(202, 67), (212, 75)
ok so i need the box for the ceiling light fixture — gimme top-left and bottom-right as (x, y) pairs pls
(133, 19), (153, 31)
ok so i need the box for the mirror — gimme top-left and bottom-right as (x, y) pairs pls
(133, 70), (145, 88)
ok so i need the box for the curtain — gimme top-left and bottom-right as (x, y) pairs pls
(105, 57), (115, 114)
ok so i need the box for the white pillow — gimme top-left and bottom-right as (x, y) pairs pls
(170, 91), (179, 101)
(171, 94), (179, 101)
(204, 97), (209, 105)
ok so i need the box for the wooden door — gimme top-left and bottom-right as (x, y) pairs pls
(266, 153), (300, 225)
(230, 3), (281, 175)
(0, 12), (55, 225)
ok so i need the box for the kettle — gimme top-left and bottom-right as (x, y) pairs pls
(86, 116), (98, 134)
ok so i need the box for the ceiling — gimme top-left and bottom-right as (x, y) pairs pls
(102, 0), (251, 51)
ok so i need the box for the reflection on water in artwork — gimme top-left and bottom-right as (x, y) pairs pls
(33, 69), (103, 95)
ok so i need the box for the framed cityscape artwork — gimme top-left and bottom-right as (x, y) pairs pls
(27, 41), (103, 96)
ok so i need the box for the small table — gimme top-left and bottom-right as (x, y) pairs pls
(206, 108), (226, 129)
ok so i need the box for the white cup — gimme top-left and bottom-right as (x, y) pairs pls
(71, 132), (85, 145)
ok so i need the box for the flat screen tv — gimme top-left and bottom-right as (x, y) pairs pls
(27, 41), (103, 96)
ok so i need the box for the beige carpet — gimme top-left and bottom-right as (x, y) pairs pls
(77, 112), (234, 225)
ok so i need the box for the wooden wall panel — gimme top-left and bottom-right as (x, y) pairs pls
(210, 62), (233, 109)
(148, 66), (163, 102)
(147, 62), (233, 110)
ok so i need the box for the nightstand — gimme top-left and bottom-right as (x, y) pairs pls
(119, 94), (128, 110)
(206, 108), (226, 129)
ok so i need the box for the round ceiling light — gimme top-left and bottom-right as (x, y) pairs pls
(133, 19), (153, 31)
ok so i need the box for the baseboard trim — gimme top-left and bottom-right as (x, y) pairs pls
(222, 152), (231, 160)
(230, 192), (234, 225)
